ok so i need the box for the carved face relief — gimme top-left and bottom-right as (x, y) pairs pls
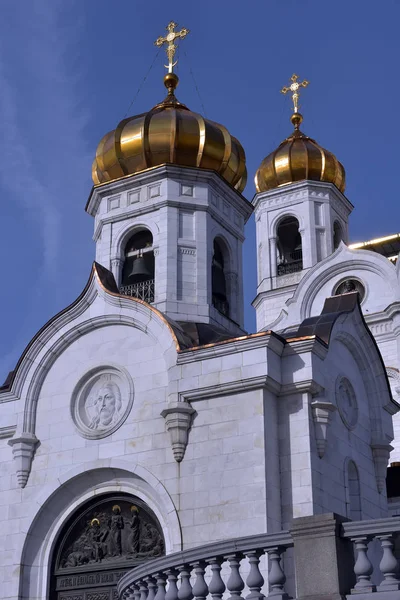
(336, 376), (358, 429)
(71, 367), (134, 439)
(334, 279), (366, 302)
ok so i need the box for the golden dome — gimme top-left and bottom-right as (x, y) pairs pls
(255, 113), (346, 194)
(92, 73), (247, 192)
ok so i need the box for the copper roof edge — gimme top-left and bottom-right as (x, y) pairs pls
(178, 329), (284, 353)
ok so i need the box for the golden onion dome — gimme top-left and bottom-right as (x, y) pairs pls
(255, 112), (346, 194)
(92, 73), (247, 192)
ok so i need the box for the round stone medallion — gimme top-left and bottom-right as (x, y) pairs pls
(336, 376), (358, 430)
(71, 366), (134, 439)
(334, 278), (365, 302)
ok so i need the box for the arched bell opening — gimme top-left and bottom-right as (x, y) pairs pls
(333, 220), (343, 250)
(212, 238), (230, 318)
(120, 229), (155, 303)
(50, 492), (165, 600)
(276, 216), (303, 275)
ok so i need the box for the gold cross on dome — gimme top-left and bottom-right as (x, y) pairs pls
(281, 74), (310, 113)
(154, 21), (190, 73)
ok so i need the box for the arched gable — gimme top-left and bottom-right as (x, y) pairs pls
(272, 242), (400, 330)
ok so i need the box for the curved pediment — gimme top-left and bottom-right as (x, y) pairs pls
(272, 242), (400, 331)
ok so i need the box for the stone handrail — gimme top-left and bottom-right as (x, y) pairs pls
(117, 530), (293, 600)
(342, 516), (400, 594)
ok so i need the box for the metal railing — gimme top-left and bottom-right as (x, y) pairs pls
(117, 531), (293, 600)
(212, 295), (230, 318)
(120, 280), (155, 304)
(277, 249), (303, 276)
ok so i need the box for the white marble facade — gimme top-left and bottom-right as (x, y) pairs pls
(0, 168), (398, 599)
(253, 179), (400, 462)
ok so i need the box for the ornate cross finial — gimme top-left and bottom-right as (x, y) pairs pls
(281, 73), (310, 114)
(154, 21), (190, 73)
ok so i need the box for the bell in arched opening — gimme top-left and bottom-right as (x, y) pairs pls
(120, 229), (155, 303)
(212, 240), (229, 317)
(276, 216), (303, 276)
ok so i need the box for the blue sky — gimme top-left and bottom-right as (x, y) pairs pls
(0, 0), (399, 381)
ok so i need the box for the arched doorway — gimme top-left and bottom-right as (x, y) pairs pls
(50, 492), (165, 600)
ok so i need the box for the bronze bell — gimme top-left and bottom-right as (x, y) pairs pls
(212, 263), (227, 299)
(128, 255), (152, 283)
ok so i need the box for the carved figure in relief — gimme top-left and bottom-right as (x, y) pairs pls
(140, 522), (164, 557)
(87, 381), (122, 430)
(128, 505), (140, 555)
(89, 518), (108, 562)
(108, 505), (124, 556)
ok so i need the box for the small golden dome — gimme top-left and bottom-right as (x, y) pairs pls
(255, 113), (346, 194)
(93, 73), (247, 192)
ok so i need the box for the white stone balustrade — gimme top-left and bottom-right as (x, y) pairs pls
(117, 532), (293, 600)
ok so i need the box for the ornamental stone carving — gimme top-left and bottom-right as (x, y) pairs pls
(71, 366), (134, 440)
(161, 401), (195, 462)
(336, 376), (358, 430)
(8, 432), (39, 488)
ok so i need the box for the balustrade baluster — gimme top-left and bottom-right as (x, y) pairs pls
(165, 568), (179, 600)
(132, 582), (141, 600)
(192, 561), (209, 600)
(146, 577), (158, 600)
(267, 547), (289, 600)
(245, 550), (264, 600)
(140, 580), (149, 600)
(207, 557), (226, 600)
(377, 535), (400, 591)
(177, 564), (194, 600)
(226, 554), (245, 600)
(351, 537), (376, 593)
(154, 572), (168, 600)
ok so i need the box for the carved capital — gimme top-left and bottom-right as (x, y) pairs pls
(311, 400), (336, 458)
(371, 441), (393, 494)
(8, 432), (39, 488)
(161, 401), (195, 462)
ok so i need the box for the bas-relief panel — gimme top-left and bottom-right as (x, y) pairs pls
(71, 366), (134, 440)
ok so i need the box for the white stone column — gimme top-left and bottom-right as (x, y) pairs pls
(270, 237), (277, 278)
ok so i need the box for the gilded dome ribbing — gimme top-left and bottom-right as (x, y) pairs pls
(255, 113), (346, 194)
(92, 73), (247, 192)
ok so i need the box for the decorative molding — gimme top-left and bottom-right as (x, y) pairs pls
(178, 247), (196, 256)
(8, 432), (39, 488)
(107, 194), (121, 211)
(0, 425), (16, 439)
(147, 184), (161, 199)
(335, 376), (358, 430)
(371, 441), (393, 494)
(181, 184), (193, 197)
(128, 189), (141, 204)
(161, 401), (196, 462)
(310, 400), (336, 458)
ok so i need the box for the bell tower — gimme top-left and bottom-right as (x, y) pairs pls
(86, 23), (252, 336)
(252, 75), (352, 331)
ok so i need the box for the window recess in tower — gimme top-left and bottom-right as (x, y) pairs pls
(333, 220), (343, 250)
(120, 229), (155, 304)
(276, 217), (303, 276)
(212, 239), (230, 318)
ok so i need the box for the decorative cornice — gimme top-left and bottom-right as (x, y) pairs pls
(252, 180), (353, 214)
(0, 425), (16, 439)
(87, 164), (253, 220)
(177, 331), (285, 363)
